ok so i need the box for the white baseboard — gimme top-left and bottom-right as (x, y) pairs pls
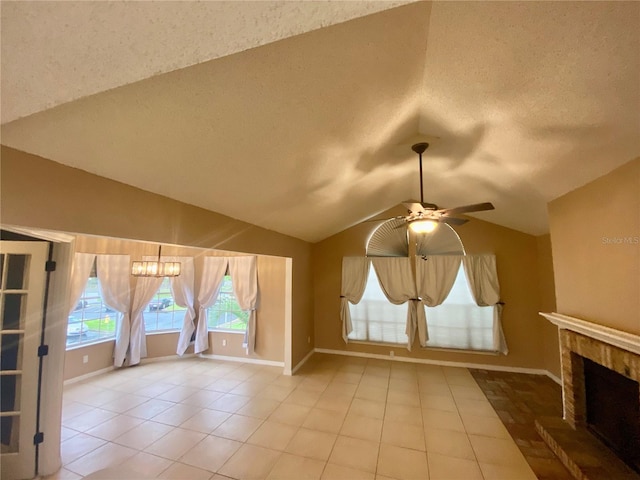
(314, 348), (561, 381)
(63, 348), (562, 387)
(140, 353), (198, 364)
(199, 353), (284, 368)
(63, 366), (114, 386)
(291, 349), (315, 375)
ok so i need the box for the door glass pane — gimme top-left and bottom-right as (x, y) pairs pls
(0, 333), (23, 371)
(2, 293), (25, 330)
(0, 415), (20, 453)
(1, 373), (21, 412)
(6, 254), (29, 290)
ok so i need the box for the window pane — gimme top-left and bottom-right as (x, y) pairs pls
(207, 276), (248, 332)
(2, 293), (25, 330)
(145, 278), (181, 332)
(1, 333), (23, 371)
(424, 266), (494, 351)
(6, 254), (28, 290)
(0, 414), (20, 452)
(67, 274), (117, 347)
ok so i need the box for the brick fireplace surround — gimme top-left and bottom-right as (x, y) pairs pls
(539, 313), (640, 480)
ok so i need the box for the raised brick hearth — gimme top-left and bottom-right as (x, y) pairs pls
(539, 313), (640, 480)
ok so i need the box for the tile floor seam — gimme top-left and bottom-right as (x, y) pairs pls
(52, 355), (544, 480)
(456, 368), (488, 478)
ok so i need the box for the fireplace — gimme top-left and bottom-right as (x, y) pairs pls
(539, 312), (640, 479)
(583, 357), (640, 473)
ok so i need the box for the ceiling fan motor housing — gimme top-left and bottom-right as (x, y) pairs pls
(411, 142), (429, 154)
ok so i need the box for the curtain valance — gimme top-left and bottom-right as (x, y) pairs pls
(228, 256), (258, 355)
(371, 257), (422, 351)
(415, 255), (463, 345)
(462, 254), (508, 354)
(341, 253), (508, 354)
(194, 256), (258, 355)
(95, 255), (131, 367)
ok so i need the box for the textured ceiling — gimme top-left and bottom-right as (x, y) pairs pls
(2, 1), (639, 243)
(1, 0), (409, 123)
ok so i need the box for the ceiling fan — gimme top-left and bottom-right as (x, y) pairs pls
(391, 142), (494, 233)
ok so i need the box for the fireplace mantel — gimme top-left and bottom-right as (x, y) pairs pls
(540, 312), (640, 356)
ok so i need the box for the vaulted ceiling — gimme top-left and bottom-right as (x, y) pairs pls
(2, 1), (639, 242)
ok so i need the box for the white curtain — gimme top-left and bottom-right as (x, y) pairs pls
(462, 254), (508, 354)
(415, 255), (462, 345)
(68, 253), (96, 315)
(96, 255), (131, 367)
(168, 257), (196, 355)
(340, 257), (370, 343)
(194, 256), (228, 354)
(371, 257), (422, 351)
(228, 256), (258, 354)
(129, 276), (163, 365)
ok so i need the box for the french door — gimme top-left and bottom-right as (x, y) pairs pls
(0, 241), (48, 480)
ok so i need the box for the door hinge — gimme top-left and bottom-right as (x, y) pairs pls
(33, 432), (44, 445)
(45, 260), (56, 272)
(37, 345), (49, 357)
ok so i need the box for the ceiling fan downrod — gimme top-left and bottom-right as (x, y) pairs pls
(411, 142), (429, 205)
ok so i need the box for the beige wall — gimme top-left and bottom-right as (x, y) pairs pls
(548, 157), (639, 335)
(536, 234), (560, 378)
(1, 146), (313, 369)
(313, 206), (551, 371)
(64, 341), (115, 380)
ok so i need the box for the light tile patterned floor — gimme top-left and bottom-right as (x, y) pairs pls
(46, 354), (538, 480)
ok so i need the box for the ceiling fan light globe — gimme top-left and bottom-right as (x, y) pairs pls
(409, 220), (438, 234)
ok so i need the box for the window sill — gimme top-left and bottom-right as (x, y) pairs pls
(209, 329), (247, 335)
(348, 339), (407, 348)
(347, 340), (499, 356)
(65, 337), (115, 351)
(146, 329), (181, 336)
(421, 345), (500, 356)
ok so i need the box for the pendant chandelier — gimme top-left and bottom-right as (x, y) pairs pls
(131, 245), (181, 277)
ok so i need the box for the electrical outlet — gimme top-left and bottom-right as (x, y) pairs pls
(83, 355), (89, 364)
(389, 351), (394, 358)
(222, 339), (227, 347)
(307, 336), (311, 344)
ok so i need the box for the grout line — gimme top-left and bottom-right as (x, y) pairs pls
(59, 354), (542, 480)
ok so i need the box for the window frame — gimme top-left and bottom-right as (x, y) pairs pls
(66, 265), (117, 349)
(347, 260), (496, 353)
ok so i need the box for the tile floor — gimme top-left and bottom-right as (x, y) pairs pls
(46, 354), (538, 480)
(470, 369), (573, 480)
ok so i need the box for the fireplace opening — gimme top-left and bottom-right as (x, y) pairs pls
(583, 357), (640, 474)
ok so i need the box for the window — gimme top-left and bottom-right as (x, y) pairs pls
(67, 266), (116, 347)
(348, 263), (494, 351)
(207, 275), (248, 332)
(144, 278), (182, 332)
(424, 266), (494, 351)
(349, 268), (408, 344)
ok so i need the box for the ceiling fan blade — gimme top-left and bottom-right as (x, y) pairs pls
(439, 202), (495, 216)
(440, 216), (469, 226)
